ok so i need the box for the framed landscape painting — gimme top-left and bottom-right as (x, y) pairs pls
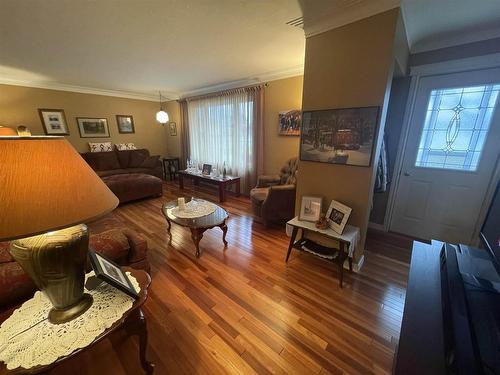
(38, 109), (70, 135)
(77, 117), (110, 138)
(116, 115), (135, 134)
(300, 106), (380, 167)
(279, 109), (301, 136)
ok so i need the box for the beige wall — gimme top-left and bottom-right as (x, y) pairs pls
(0, 84), (180, 157)
(297, 9), (400, 260)
(263, 75), (303, 174)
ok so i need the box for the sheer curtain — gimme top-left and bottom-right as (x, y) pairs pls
(187, 86), (263, 194)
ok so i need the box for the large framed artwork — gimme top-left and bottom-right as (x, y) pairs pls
(38, 109), (70, 135)
(278, 109), (301, 136)
(77, 117), (110, 138)
(300, 106), (380, 167)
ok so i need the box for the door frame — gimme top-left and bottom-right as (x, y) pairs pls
(382, 53), (500, 245)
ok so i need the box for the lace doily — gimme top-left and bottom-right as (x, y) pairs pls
(169, 200), (217, 219)
(0, 271), (140, 370)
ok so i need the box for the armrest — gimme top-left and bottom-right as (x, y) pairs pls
(122, 229), (149, 265)
(261, 184), (296, 219)
(256, 174), (281, 188)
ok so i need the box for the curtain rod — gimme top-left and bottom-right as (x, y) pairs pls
(179, 82), (268, 102)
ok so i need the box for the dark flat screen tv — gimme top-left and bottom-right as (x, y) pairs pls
(481, 181), (500, 266)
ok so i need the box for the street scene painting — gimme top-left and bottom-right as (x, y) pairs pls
(300, 106), (379, 167)
(278, 109), (301, 136)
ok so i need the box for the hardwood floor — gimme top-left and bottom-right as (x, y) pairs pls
(52, 181), (410, 375)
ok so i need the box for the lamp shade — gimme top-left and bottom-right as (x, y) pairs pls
(156, 110), (169, 124)
(0, 137), (119, 241)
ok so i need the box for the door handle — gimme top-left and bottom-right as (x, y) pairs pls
(403, 171), (411, 177)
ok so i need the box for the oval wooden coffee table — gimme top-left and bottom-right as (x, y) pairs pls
(162, 198), (228, 257)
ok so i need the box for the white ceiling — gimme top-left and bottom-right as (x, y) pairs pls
(1, 0), (499, 100)
(402, 0), (500, 53)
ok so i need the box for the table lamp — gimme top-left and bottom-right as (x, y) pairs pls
(0, 135), (119, 323)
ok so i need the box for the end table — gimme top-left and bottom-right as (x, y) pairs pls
(285, 217), (360, 288)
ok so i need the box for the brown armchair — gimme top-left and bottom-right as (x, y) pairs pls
(250, 158), (298, 225)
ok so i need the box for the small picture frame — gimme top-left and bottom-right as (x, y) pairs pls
(77, 117), (110, 138)
(38, 109), (70, 135)
(116, 115), (135, 134)
(326, 200), (352, 234)
(169, 122), (177, 136)
(88, 250), (138, 299)
(299, 196), (322, 222)
(202, 163), (212, 176)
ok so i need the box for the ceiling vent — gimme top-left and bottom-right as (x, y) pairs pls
(286, 16), (304, 29)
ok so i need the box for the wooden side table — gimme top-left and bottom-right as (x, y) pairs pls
(0, 269), (154, 374)
(285, 217), (360, 287)
(162, 157), (180, 181)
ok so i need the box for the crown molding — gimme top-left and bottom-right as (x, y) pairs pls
(0, 64), (305, 103)
(304, 0), (400, 38)
(180, 64), (304, 99)
(0, 77), (180, 102)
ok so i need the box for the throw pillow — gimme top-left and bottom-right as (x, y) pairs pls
(89, 142), (113, 152)
(140, 155), (160, 169)
(116, 143), (137, 151)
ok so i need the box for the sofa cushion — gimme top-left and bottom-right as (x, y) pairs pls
(82, 151), (121, 171)
(96, 169), (130, 177)
(101, 173), (162, 203)
(140, 155), (160, 169)
(89, 229), (131, 266)
(125, 167), (156, 174)
(0, 242), (13, 264)
(250, 187), (269, 204)
(129, 149), (150, 168)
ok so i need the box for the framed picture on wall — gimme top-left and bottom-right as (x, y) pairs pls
(279, 109), (301, 136)
(169, 122), (177, 136)
(38, 109), (70, 135)
(116, 115), (135, 134)
(77, 117), (110, 138)
(300, 106), (380, 167)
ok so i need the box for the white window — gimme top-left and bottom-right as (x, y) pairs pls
(415, 84), (499, 171)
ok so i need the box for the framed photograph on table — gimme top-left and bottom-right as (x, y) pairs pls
(38, 109), (70, 135)
(77, 117), (110, 138)
(326, 200), (352, 234)
(116, 115), (135, 134)
(88, 250), (138, 299)
(299, 196), (322, 222)
(202, 164), (212, 176)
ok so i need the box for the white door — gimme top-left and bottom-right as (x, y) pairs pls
(390, 68), (500, 244)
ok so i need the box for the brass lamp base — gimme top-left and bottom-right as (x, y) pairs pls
(9, 224), (92, 324)
(48, 293), (93, 324)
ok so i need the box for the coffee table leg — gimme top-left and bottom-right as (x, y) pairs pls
(219, 221), (228, 247)
(126, 309), (155, 374)
(190, 228), (204, 257)
(166, 218), (171, 236)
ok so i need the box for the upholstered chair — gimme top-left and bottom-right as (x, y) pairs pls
(250, 158), (298, 226)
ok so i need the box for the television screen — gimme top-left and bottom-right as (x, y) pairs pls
(481, 181), (500, 265)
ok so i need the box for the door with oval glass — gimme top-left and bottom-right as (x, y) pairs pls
(390, 68), (500, 244)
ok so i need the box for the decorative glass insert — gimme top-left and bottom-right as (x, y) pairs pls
(415, 84), (499, 171)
